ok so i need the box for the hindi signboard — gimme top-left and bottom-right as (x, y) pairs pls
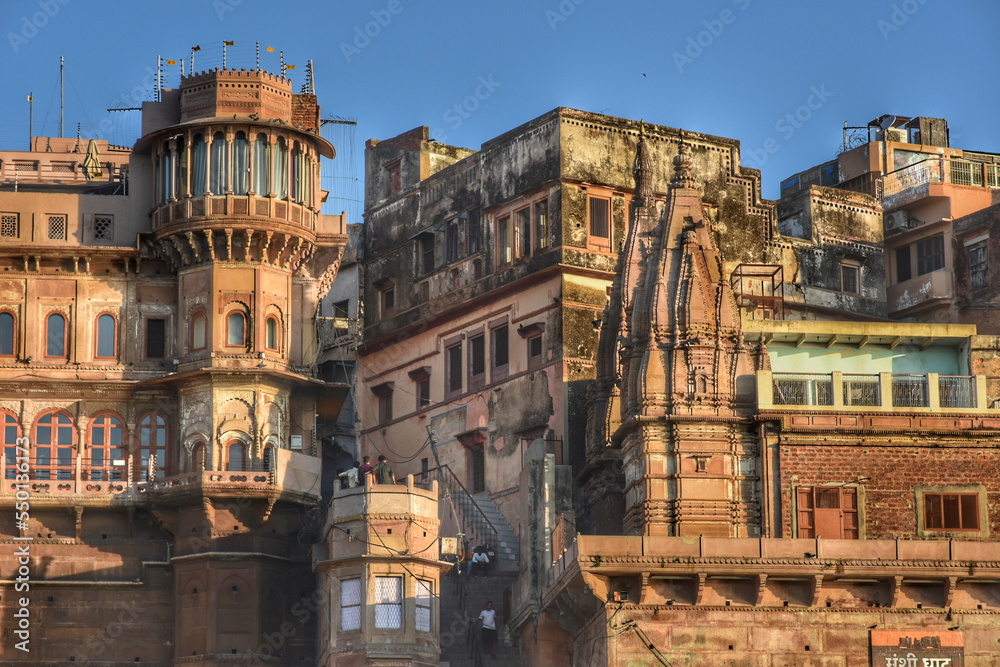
(871, 630), (964, 667)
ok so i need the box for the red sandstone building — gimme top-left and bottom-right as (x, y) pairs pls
(0, 65), (350, 665)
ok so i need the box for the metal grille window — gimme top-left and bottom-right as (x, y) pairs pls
(492, 325), (509, 369)
(969, 240), (988, 291)
(895, 245), (911, 283)
(916, 235), (944, 275)
(588, 196), (611, 246)
(843, 375), (880, 406)
(94, 215), (113, 241)
(446, 343), (462, 396)
(772, 374), (832, 406)
(340, 578), (361, 631)
(420, 234), (435, 275)
(374, 576), (403, 629)
(48, 214), (67, 240)
(891, 374), (928, 407)
(939, 376), (975, 408)
(535, 200), (548, 250)
(415, 580), (432, 632)
(1, 214), (18, 238)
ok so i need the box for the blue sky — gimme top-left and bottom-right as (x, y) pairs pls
(2, 0), (998, 217)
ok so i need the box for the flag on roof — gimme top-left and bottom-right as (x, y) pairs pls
(267, 46), (275, 52)
(224, 40), (234, 46)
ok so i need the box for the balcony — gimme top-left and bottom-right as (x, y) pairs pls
(151, 193), (318, 232)
(760, 371), (986, 413)
(880, 157), (1000, 201)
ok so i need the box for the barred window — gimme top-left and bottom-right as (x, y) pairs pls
(340, 578), (361, 631)
(48, 214), (67, 240)
(916, 235), (944, 275)
(588, 196), (611, 247)
(374, 576), (403, 629)
(969, 240), (988, 291)
(415, 580), (432, 632)
(94, 215), (113, 241)
(1, 214), (18, 238)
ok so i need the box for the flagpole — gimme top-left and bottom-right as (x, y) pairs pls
(256, 41), (259, 70)
(27, 93), (32, 150)
(222, 40), (227, 69)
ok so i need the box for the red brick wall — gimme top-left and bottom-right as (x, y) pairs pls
(291, 94), (319, 133)
(780, 443), (1000, 539)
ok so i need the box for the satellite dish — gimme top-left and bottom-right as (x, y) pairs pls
(879, 115), (897, 130)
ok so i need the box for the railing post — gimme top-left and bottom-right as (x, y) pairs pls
(831, 372), (843, 407)
(975, 375), (987, 410)
(928, 373), (940, 410)
(879, 373), (893, 408)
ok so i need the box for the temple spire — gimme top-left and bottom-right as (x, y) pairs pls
(632, 120), (654, 208)
(671, 134), (699, 190)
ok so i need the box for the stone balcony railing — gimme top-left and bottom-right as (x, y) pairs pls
(151, 193), (318, 232)
(758, 371), (991, 413)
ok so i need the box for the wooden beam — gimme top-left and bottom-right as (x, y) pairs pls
(920, 337), (936, 350)
(857, 335), (870, 349)
(795, 334), (807, 348)
(888, 336), (902, 350)
(826, 335), (839, 349)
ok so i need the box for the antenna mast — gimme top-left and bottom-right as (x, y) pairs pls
(59, 56), (64, 138)
(27, 93), (33, 150)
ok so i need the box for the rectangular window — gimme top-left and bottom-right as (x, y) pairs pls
(418, 377), (431, 409)
(528, 332), (543, 369)
(588, 196), (611, 248)
(498, 215), (511, 264)
(415, 580), (432, 632)
(421, 235), (435, 275)
(0, 213), (19, 238)
(384, 161), (401, 198)
(796, 486), (859, 539)
(969, 240), (988, 291)
(47, 214), (67, 241)
(517, 207), (531, 258)
(471, 444), (485, 494)
(896, 245), (911, 282)
(146, 318), (166, 359)
(374, 576), (403, 629)
(492, 324), (509, 380)
(916, 235), (945, 275)
(469, 333), (486, 390)
(446, 219), (458, 263)
(446, 342), (462, 397)
(467, 208), (481, 254)
(333, 299), (350, 337)
(378, 391), (393, 425)
(94, 214), (114, 241)
(380, 286), (395, 320)
(924, 492), (979, 531)
(340, 578), (361, 631)
(841, 265), (859, 294)
(535, 200), (548, 250)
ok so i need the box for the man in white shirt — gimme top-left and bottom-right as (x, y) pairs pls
(337, 460), (359, 488)
(470, 547), (490, 577)
(478, 601), (497, 657)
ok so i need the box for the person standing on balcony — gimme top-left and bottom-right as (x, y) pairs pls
(357, 456), (374, 487)
(374, 455), (396, 484)
(479, 601), (498, 657)
(337, 460), (360, 488)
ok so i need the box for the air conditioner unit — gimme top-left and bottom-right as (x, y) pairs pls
(885, 210), (908, 231)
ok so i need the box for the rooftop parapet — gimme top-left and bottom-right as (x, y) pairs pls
(179, 67), (293, 124)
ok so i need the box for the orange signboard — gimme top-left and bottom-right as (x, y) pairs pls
(870, 630), (964, 666)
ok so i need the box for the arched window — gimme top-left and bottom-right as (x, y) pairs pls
(273, 137), (288, 199)
(137, 412), (168, 481)
(227, 441), (245, 472)
(232, 131), (249, 196)
(0, 312), (16, 357)
(192, 313), (207, 351)
(2, 412), (21, 481)
(32, 411), (74, 481)
(265, 316), (278, 351)
(46, 313), (66, 358)
(227, 312), (246, 347)
(95, 314), (116, 359)
(192, 134), (207, 195)
(89, 413), (125, 482)
(191, 441), (207, 473)
(253, 133), (269, 195)
(210, 131), (229, 195)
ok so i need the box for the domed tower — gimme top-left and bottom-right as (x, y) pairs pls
(134, 67), (348, 663)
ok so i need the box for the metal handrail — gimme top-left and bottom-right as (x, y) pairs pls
(423, 464), (498, 550)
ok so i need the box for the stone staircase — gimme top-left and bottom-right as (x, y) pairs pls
(472, 493), (519, 571)
(439, 569), (521, 667)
